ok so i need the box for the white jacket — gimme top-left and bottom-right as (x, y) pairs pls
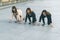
(10, 9), (24, 22)
(16, 9), (24, 21)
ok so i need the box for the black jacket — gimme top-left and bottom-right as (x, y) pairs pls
(39, 12), (52, 25)
(25, 11), (37, 23)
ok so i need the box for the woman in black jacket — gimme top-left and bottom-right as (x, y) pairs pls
(39, 10), (52, 26)
(25, 8), (37, 24)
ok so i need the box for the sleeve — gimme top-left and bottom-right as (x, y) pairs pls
(25, 14), (31, 23)
(39, 14), (42, 22)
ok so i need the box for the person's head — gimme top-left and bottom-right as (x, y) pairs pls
(42, 10), (48, 16)
(26, 8), (32, 14)
(12, 6), (17, 13)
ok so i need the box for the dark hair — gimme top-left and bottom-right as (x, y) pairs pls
(26, 8), (32, 14)
(42, 10), (47, 13)
(12, 6), (17, 13)
(42, 10), (49, 15)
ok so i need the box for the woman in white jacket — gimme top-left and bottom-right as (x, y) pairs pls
(9, 6), (24, 23)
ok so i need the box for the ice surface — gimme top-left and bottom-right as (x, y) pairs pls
(0, 0), (60, 40)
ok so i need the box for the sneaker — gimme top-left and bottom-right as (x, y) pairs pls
(29, 22), (31, 24)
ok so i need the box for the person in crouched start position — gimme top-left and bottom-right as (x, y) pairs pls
(9, 6), (24, 23)
(39, 10), (52, 26)
(25, 8), (37, 24)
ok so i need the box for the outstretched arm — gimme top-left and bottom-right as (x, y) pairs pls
(39, 15), (42, 22)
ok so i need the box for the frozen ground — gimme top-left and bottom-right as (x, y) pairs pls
(0, 0), (60, 40)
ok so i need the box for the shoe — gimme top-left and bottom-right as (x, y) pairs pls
(15, 21), (17, 23)
(29, 22), (31, 24)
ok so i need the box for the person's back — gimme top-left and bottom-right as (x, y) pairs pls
(17, 9), (22, 16)
(16, 9), (24, 22)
